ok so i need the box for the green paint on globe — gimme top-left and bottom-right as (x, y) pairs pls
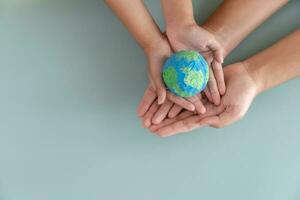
(163, 67), (190, 97)
(181, 67), (203, 90)
(176, 50), (200, 62)
(162, 50), (209, 97)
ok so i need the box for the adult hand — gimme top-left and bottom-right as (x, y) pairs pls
(149, 62), (257, 137)
(167, 23), (226, 105)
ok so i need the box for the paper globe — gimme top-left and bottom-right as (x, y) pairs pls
(162, 50), (209, 97)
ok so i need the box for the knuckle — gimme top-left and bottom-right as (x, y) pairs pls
(148, 86), (155, 93)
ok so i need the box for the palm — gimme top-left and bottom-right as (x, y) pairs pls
(202, 63), (256, 127)
(167, 24), (225, 105)
(149, 63), (258, 137)
(138, 48), (198, 126)
(138, 36), (209, 126)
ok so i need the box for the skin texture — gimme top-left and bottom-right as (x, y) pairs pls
(161, 0), (225, 105)
(106, 0), (295, 136)
(106, 0), (201, 113)
(151, 29), (300, 137)
(150, 62), (257, 136)
(203, 0), (288, 55)
(139, 0), (288, 127)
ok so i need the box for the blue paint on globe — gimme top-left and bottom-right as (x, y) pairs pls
(162, 50), (209, 97)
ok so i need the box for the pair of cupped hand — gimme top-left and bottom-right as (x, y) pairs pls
(137, 23), (257, 137)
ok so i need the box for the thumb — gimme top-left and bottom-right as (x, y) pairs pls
(208, 40), (224, 63)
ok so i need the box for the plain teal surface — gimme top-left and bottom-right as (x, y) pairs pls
(0, 0), (300, 199)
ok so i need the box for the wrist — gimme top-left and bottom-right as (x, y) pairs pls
(166, 17), (196, 32)
(143, 36), (171, 59)
(163, 0), (196, 36)
(202, 24), (229, 57)
(143, 37), (164, 54)
(241, 60), (264, 95)
(166, 19), (196, 42)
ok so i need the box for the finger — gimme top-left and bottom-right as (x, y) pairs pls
(187, 94), (206, 114)
(154, 101), (224, 136)
(156, 115), (206, 137)
(167, 92), (195, 111)
(211, 61), (226, 95)
(202, 53), (220, 103)
(142, 101), (159, 128)
(156, 87), (166, 105)
(152, 100), (173, 124)
(200, 93), (209, 104)
(207, 40), (224, 63)
(168, 104), (183, 118)
(204, 88), (213, 103)
(150, 111), (194, 133)
(207, 67), (221, 105)
(137, 85), (157, 117)
(149, 63), (166, 105)
(202, 52), (213, 66)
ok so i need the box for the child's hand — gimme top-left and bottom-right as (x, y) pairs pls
(166, 23), (226, 105)
(143, 36), (171, 105)
(138, 36), (207, 120)
(137, 37), (197, 125)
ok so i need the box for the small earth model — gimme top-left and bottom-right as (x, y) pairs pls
(162, 50), (209, 97)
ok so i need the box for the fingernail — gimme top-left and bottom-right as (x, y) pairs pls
(190, 105), (196, 111)
(157, 96), (164, 105)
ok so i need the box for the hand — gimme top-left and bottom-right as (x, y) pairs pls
(138, 24), (226, 127)
(138, 36), (209, 126)
(138, 85), (209, 126)
(167, 23), (226, 105)
(149, 62), (258, 137)
(137, 84), (197, 127)
(143, 36), (171, 105)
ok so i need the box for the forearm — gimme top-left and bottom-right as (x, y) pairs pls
(161, 0), (195, 30)
(203, 0), (288, 56)
(105, 0), (163, 51)
(244, 29), (300, 94)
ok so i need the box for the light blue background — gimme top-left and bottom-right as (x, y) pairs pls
(0, 0), (300, 199)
